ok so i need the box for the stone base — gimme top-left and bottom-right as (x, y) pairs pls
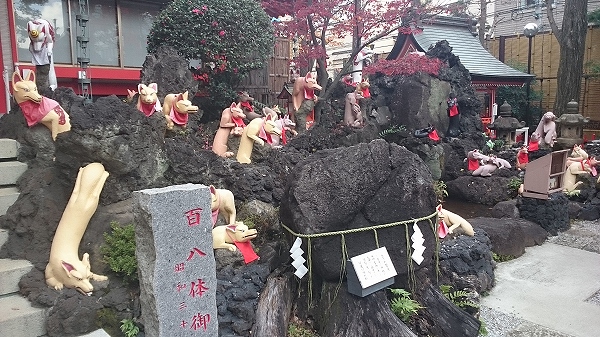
(518, 192), (569, 235)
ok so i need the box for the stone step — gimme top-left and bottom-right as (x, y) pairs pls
(0, 186), (19, 216)
(0, 161), (27, 186)
(0, 258), (34, 296)
(0, 294), (47, 337)
(0, 139), (19, 159)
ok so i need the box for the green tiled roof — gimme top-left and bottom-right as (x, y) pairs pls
(389, 16), (534, 83)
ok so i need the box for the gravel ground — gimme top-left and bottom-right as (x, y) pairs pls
(478, 219), (600, 337)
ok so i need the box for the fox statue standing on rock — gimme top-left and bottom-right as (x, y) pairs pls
(12, 70), (70, 140)
(291, 72), (322, 131)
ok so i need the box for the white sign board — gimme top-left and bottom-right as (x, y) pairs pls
(349, 247), (398, 289)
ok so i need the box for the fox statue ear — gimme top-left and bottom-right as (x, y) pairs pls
(148, 83), (157, 91)
(24, 70), (35, 83)
(61, 261), (75, 278)
(230, 102), (237, 109)
(137, 84), (144, 92)
(12, 71), (24, 91)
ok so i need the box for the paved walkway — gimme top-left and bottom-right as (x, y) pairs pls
(480, 220), (600, 337)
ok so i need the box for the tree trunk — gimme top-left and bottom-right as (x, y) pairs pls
(315, 282), (417, 337)
(478, 0), (487, 45)
(416, 284), (481, 337)
(253, 272), (295, 337)
(547, 0), (588, 116)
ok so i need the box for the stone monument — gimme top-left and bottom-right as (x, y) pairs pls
(133, 184), (218, 337)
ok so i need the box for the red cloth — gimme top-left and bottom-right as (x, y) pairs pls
(467, 158), (480, 171)
(139, 101), (158, 117)
(281, 127), (287, 145)
(19, 97), (65, 126)
(438, 220), (449, 238)
(240, 101), (254, 113)
(448, 105), (459, 117)
(258, 120), (274, 145)
(528, 139), (539, 152)
(517, 152), (529, 165)
(360, 87), (371, 99)
(233, 241), (259, 264)
(306, 110), (315, 129)
(231, 116), (246, 128)
(447, 98), (459, 117)
(169, 105), (189, 126)
(428, 129), (440, 141)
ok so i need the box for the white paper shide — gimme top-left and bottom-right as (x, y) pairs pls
(290, 237), (308, 278)
(411, 221), (426, 265)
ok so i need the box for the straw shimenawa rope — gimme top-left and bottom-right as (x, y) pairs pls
(280, 210), (439, 306)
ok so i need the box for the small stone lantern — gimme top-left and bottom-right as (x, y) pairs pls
(487, 101), (526, 146)
(555, 100), (589, 149)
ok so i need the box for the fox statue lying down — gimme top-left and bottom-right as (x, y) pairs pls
(45, 163), (109, 295)
(212, 221), (257, 252)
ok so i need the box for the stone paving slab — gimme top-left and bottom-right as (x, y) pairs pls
(480, 242), (600, 337)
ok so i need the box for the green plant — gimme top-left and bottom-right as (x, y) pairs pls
(433, 180), (448, 204)
(101, 222), (138, 284)
(507, 177), (523, 195)
(495, 61), (543, 123)
(95, 308), (122, 337)
(389, 288), (423, 323)
(287, 322), (319, 337)
(378, 124), (407, 138)
(439, 285), (479, 311)
(492, 139), (505, 151)
(479, 318), (488, 336)
(492, 252), (516, 263)
(120, 318), (140, 337)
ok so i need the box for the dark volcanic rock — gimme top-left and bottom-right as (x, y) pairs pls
(55, 94), (169, 204)
(518, 193), (569, 235)
(280, 139), (438, 285)
(579, 204), (600, 220)
(491, 199), (520, 218)
(140, 45), (198, 104)
(446, 175), (514, 206)
(438, 230), (494, 293)
(469, 217), (548, 257)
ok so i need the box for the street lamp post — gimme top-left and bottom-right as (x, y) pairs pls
(523, 23), (539, 127)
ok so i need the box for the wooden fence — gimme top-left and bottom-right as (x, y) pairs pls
(236, 37), (291, 107)
(487, 26), (600, 127)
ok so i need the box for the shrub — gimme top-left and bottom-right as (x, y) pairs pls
(101, 222), (138, 284)
(433, 180), (448, 204)
(147, 0), (274, 113)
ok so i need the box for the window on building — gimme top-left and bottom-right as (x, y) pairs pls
(14, 0), (164, 68)
(120, 0), (160, 67)
(521, 0), (546, 8)
(14, 0), (72, 64)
